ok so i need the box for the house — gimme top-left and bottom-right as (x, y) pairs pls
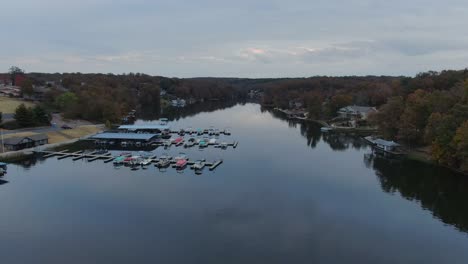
(23, 85), (48, 101)
(2, 134), (49, 151)
(337, 105), (377, 120)
(171, 98), (186, 107)
(289, 100), (303, 109)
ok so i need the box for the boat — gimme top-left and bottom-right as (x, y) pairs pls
(320, 127), (333, 132)
(173, 137), (184, 145)
(0, 162), (7, 171)
(121, 141), (128, 147)
(175, 158), (188, 169)
(220, 142), (228, 149)
(197, 129), (204, 136)
(159, 118), (169, 125)
(140, 158), (152, 166)
(223, 128), (231, 135)
(198, 139), (208, 148)
(164, 139), (172, 148)
(113, 156), (126, 164)
(0, 163), (6, 176)
(214, 129), (220, 136)
(155, 156), (172, 168)
(208, 127), (215, 136)
(209, 138), (217, 145)
(191, 160), (206, 170)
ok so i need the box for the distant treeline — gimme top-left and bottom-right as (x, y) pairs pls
(17, 71), (468, 172)
(251, 70), (468, 173)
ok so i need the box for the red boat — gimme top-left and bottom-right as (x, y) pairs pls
(175, 158), (188, 168)
(173, 137), (184, 144)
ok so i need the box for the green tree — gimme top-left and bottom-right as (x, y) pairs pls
(14, 103), (34, 127)
(55, 92), (78, 110)
(32, 105), (50, 125)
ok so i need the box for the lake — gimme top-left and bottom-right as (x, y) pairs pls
(1, 103), (467, 264)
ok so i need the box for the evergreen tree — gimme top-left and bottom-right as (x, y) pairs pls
(14, 104), (34, 127)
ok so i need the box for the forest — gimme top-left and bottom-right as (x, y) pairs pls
(4, 68), (468, 173)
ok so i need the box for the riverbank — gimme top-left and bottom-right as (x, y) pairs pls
(0, 124), (103, 162)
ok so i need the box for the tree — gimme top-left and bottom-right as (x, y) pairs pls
(32, 105), (50, 125)
(327, 94), (353, 117)
(398, 89), (431, 145)
(20, 79), (34, 96)
(55, 92), (78, 110)
(373, 96), (405, 139)
(9, 66), (24, 86)
(452, 121), (468, 172)
(304, 91), (323, 119)
(14, 103), (34, 127)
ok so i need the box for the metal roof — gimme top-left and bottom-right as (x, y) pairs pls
(2, 133), (48, 145)
(374, 139), (400, 147)
(91, 133), (159, 141)
(118, 124), (170, 131)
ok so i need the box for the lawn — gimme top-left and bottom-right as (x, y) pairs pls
(0, 97), (35, 113)
(47, 125), (103, 144)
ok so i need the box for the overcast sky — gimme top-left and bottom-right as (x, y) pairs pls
(2, 0), (468, 77)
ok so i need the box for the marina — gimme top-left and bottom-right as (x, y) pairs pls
(33, 150), (224, 172)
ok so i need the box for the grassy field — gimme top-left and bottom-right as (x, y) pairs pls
(46, 125), (103, 144)
(0, 97), (35, 113)
(1, 125), (103, 146)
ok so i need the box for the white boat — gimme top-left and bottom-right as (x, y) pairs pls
(140, 158), (152, 166)
(209, 138), (217, 145)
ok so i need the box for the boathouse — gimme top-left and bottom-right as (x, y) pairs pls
(2, 134), (49, 151)
(373, 139), (400, 152)
(118, 124), (170, 133)
(91, 132), (160, 142)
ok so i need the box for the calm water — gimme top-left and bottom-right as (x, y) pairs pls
(1, 103), (468, 263)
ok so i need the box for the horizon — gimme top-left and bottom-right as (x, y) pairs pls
(2, 0), (468, 78)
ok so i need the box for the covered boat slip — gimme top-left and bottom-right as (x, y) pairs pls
(33, 150), (223, 171)
(91, 132), (161, 147)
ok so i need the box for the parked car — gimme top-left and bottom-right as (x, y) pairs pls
(61, 124), (72, 129)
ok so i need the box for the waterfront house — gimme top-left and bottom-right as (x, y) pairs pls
(2, 134), (49, 151)
(338, 105), (377, 120)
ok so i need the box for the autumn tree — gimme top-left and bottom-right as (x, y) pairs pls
(452, 121), (468, 172)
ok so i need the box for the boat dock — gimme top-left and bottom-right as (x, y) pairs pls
(33, 150), (224, 171)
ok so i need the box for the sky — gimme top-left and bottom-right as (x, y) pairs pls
(2, 0), (468, 78)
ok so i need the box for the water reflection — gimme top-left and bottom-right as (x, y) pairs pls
(365, 153), (468, 233)
(139, 100), (240, 121)
(267, 105), (468, 234)
(267, 107), (366, 151)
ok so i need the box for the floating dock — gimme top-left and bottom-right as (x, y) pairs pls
(33, 150), (224, 172)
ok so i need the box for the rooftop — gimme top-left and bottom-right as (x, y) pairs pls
(2, 134), (48, 145)
(91, 132), (159, 141)
(374, 139), (400, 147)
(339, 105), (377, 113)
(118, 124), (170, 131)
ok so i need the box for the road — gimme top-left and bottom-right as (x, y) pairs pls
(0, 126), (61, 135)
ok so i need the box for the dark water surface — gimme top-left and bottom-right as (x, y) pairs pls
(1, 103), (468, 264)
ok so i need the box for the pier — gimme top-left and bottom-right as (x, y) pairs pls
(33, 150), (224, 172)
